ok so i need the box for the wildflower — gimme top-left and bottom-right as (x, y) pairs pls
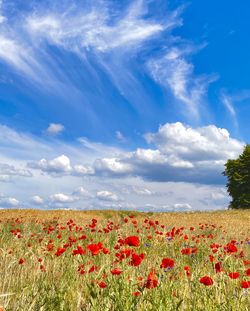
(97, 281), (107, 288)
(241, 281), (250, 289)
(228, 272), (240, 279)
(88, 265), (98, 273)
(184, 266), (191, 277)
(214, 262), (224, 273)
(111, 268), (123, 275)
(18, 258), (25, 265)
(87, 242), (103, 256)
(160, 258), (175, 269)
(145, 270), (158, 289)
(55, 247), (66, 257)
(72, 246), (85, 256)
(124, 236), (140, 247)
(133, 291), (140, 296)
(129, 253), (145, 266)
(225, 243), (237, 253)
(199, 276), (213, 286)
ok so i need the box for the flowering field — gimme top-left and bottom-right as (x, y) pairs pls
(0, 209), (249, 311)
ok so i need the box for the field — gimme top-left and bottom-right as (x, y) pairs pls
(0, 209), (249, 311)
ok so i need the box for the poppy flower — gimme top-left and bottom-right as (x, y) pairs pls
(72, 246), (85, 256)
(19, 258), (25, 265)
(246, 268), (250, 276)
(181, 248), (191, 255)
(145, 271), (158, 289)
(160, 258), (175, 269)
(111, 268), (123, 275)
(87, 243), (103, 256)
(225, 243), (237, 253)
(133, 291), (140, 296)
(214, 262), (224, 273)
(88, 265), (98, 273)
(241, 281), (250, 289)
(55, 247), (66, 257)
(199, 276), (213, 286)
(129, 253), (145, 266)
(97, 281), (107, 288)
(228, 272), (240, 279)
(124, 236), (140, 247)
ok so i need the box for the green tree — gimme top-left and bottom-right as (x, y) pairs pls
(223, 144), (250, 209)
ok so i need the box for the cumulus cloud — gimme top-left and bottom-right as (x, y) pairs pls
(45, 123), (64, 136)
(0, 195), (19, 207)
(30, 195), (44, 205)
(0, 163), (32, 182)
(72, 186), (92, 198)
(28, 154), (71, 175)
(28, 154), (94, 177)
(96, 190), (119, 202)
(94, 122), (244, 184)
(49, 193), (76, 203)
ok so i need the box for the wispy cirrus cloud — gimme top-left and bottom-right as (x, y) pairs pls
(220, 89), (250, 131)
(0, 0), (215, 122)
(148, 46), (218, 120)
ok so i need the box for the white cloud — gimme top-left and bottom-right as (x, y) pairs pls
(96, 190), (119, 202)
(49, 193), (76, 203)
(73, 165), (94, 176)
(173, 203), (192, 210)
(148, 47), (217, 120)
(46, 123), (64, 136)
(0, 163), (32, 181)
(145, 122), (243, 161)
(0, 195), (19, 207)
(25, 1), (164, 54)
(28, 154), (72, 174)
(116, 131), (127, 142)
(94, 122), (244, 183)
(31, 195), (44, 205)
(72, 186), (92, 198)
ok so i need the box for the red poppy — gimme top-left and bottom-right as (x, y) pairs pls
(129, 253), (145, 266)
(225, 243), (237, 253)
(228, 272), (240, 279)
(181, 248), (191, 255)
(97, 281), (107, 288)
(111, 268), (123, 275)
(55, 247), (66, 257)
(18, 258), (25, 265)
(124, 236), (140, 247)
(88, 265), (98, 273)
(133, 291), (140, 296)
(72, 246), (86, 256)
(214, 262), (224, 273)
(87, 243), (103, 256)
(246, 268), (250, 276)
(199, 276), (213, 286)
(145, 271), (158, 289)
(160, 258), (175, 269)
(241, 281), (250, 289)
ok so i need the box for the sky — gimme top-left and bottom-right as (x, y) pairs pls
(0, 0), (249, 211)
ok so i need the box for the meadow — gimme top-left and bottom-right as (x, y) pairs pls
(0, 209), (249, 311)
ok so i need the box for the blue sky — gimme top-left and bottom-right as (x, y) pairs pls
(0, 0), (249, 211)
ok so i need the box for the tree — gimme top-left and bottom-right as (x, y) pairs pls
(223, 144), (250, 209)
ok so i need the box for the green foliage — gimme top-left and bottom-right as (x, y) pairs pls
(223, 144), (250, 209)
